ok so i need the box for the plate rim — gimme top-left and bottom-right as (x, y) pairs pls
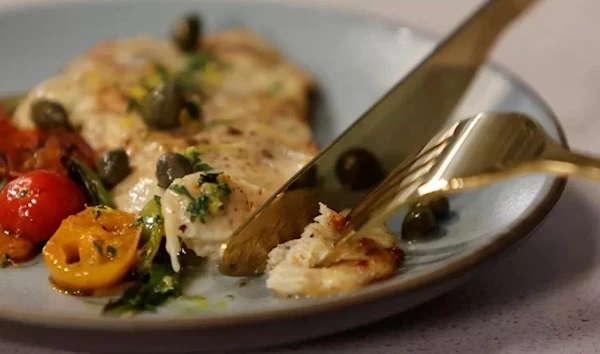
(0, 0), (567, 331)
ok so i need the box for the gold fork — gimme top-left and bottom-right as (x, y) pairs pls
(315, 112), (595, 267)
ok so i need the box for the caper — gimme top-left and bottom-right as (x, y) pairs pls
(96, 149), (131, 187)
(30, 99), (72, 131)
(401, 206), (438, 241)
(335, 148), (384, 190)
(141, 79), (185, 130)
(414, 195), (450, 220)
(171, 14), (201, 52)
(156, 152), (193, 188)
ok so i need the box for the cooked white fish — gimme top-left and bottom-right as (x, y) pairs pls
(13, 29), (316, 267)
(266, 203), (402, 297)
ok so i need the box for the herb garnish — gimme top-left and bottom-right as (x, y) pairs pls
(183, 147), (212, 172)
(103, 262), (182, 314)
(92, 240), (103, 256)
(92, 205), (108, 220)
(130, 217), (143, 228)
(183, 51), (212, 73)
(106, 245), (117, 259)
(169, 172), (230, 223)
(126, 97), (142, 113)
(0, 254), (11, 268)
(102, 196), (180, 316)
(169, 184), (209, 223)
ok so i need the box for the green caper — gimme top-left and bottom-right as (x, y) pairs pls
(156, 152), (193, 188)
(96, 149), (131, 187)
(401, 206), (438, 241)
(141, 79), (185, 130)
(171, 14), (201, 52)
(30, 99), (72, 131)
(335, 148), (384, 190)
(414, 196), (450, 220)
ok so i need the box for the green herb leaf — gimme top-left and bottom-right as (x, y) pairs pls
(126, 97), (141, 113)
(130, 217), (143, 228)
(187, 195), (211, 223)
(169, 174), (230, 224)
(0, 254), (11, 268)
(153, 63), (169, 79)
(102, 262), (182, 314)
(183, 147), (213, 173)
(169, 184), (194, 199)
(92, 240), (103, 256)
(107, 245), (117, 258)
(184, 51), (212, 73)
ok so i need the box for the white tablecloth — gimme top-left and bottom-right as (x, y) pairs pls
(1, 0), (599, 353)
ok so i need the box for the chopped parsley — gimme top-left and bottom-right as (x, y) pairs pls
(183, 51), (212, 73)
(106, 245), (117, 259)
(168, 173), (230, 223)
(187, 195), (212, 223)
(183, 147), (212, 172)
(92, 205), (107, 220)
(126, 97), (142, 113)
(0, 254), (11, 268)
(102, 262), (182, 314)
(169, 184), (193, 199)
(92, 240), (104, 256)
(130, 217), (144, 228)
(153, 62), (169, 79)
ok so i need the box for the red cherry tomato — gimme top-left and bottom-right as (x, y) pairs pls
(0, 170), (86, 243)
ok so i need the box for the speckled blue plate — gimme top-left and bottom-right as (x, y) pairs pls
(0, 1), (566, 353)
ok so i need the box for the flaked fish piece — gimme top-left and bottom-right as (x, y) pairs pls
(266, 203), (403, 297)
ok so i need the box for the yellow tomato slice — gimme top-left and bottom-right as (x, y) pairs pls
(42, 207), (142, 292)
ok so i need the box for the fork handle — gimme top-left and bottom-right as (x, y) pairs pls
(543, 147), (600, 181)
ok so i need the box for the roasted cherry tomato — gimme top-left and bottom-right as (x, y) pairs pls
(0, 170), (86, 243)
(0, 115), (96, 183)
(0, 231), (35, 264)
(43, 207), (142, 291)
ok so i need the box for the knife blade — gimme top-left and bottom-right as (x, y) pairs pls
(219, 0), (540, 276)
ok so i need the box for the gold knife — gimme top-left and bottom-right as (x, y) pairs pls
(219, 0), (540, 276)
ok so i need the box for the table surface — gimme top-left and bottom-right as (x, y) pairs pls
(1, 0), (599, 353)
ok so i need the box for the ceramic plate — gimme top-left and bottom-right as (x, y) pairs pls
(0, 1), (566, 353)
